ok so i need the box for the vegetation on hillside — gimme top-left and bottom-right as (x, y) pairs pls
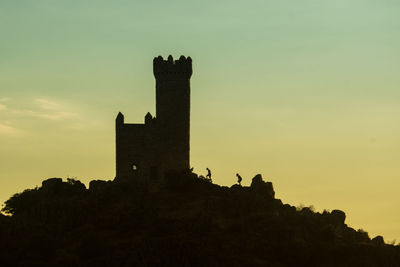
(0, 171), (399, 266)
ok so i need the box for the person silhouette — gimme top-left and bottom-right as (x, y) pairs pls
(206, 168), (212, 181)
(236, 173), (242, 186)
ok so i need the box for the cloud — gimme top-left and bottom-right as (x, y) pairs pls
(0, 123), (18, 135)
(29, 98), (79, 121)
(0, 97), (10, 110)
(12, 109), (78, 121)
(34, 98), (62, 111)
(1, 98), (82, 134)
(36, 111), (78, 120)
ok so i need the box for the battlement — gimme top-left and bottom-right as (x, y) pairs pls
(153, 55), (192, 79)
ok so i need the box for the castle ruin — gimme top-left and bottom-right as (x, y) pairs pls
(115, 55), (192, 181)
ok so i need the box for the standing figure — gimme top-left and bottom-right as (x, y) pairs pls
(206, 168), (212, 182)
(236, 173), (242, 186)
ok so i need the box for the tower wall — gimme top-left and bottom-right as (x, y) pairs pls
(116, 112), (160, 180)
(153, 55), (192, 171)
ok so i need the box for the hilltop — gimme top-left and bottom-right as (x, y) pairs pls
(1, 171), (399, 266)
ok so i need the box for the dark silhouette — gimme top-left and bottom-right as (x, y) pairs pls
(1, 173), (399, 266)
(250, 174), (275, 198)
(206, 167), (212, 181)
(236, 173), (242, 185)
(115, 55), (192, 182)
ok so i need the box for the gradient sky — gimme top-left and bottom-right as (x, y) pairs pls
(1, 0), (400, 241)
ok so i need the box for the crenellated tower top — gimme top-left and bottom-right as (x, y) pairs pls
(153, 55), (192, 80)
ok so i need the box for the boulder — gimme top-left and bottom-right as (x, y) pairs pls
(250, 174), (275, 199)
(331, 209), (346, 225)
(41, 178), (63, 192)
(89, 180), (109, 191)
(372, 235), (385, 246)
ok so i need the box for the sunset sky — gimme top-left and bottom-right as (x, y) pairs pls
(1, 1), (400, 241)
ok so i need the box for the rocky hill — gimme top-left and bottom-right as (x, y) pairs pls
(0, 171), (399, 266)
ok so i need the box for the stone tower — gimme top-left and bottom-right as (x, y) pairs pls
(115, 55), (192, 181)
